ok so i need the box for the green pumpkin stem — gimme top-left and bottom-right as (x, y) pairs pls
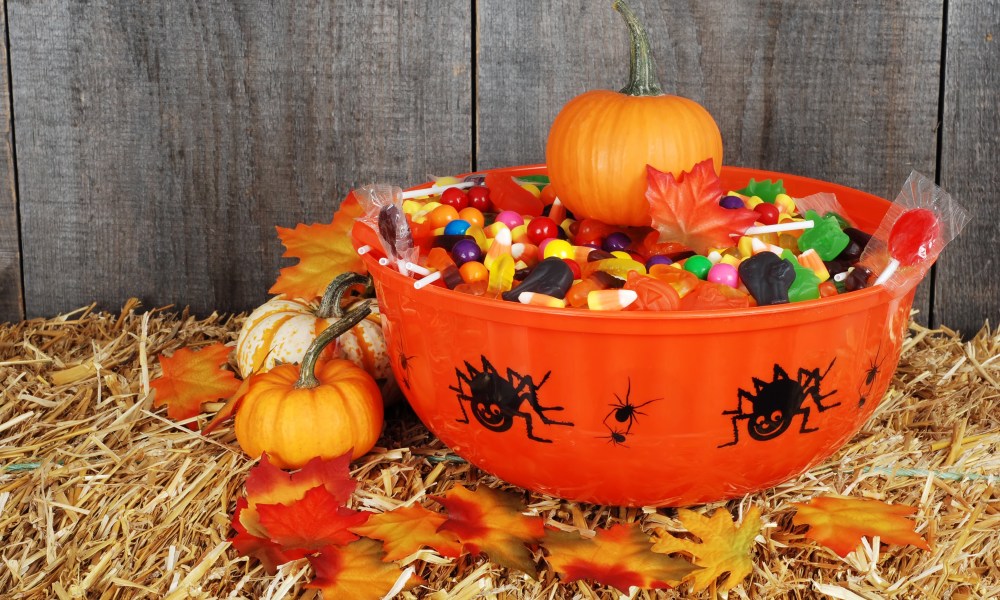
(613, 0), (664, 97)
(295, 299), (373, 389)
(317, 271), (373, 318)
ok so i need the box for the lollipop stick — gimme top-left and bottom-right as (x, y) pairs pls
(414, 271), (442, 289)
(400, 182), (474, 200)
(873, 258), (900, 286)
(744, 221), (814, 235)
(357, 245), (372, 255)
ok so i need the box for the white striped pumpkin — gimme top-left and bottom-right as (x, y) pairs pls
(235, 277), (390, 381)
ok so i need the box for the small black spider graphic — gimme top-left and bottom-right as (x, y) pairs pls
(858, 341), (888, 407)
(603, 378), (661, 436)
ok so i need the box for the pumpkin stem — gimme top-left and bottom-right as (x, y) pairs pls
(613, 0), (664, 97)
(295, 299), (373, 389)
(317, 271), (373, 318)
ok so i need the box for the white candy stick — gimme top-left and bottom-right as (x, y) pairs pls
(413, 271), (442, 289)
(404, 262), (431, 276)
(873, 259), (899, 286)
(378, 257), (390, 266)
(356, 245), (372, 255)
(744, 221), (815, 235)
(400, 181), (475, 200)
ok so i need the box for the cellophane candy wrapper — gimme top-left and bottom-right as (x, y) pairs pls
(858, 171), (970, 296)
(794, 192), (856, 228)
(354, 183), (418, 274)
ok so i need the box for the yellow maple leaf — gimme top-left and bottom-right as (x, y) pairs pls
(269, 193), (365, 301)
(150, 343), (241, 429)
(651, 505), (762, 593)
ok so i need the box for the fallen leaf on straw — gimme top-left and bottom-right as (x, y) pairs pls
(150, 342), (241, 429)
(307, 539), (423, 599)
(349, 503), (463, 562)
(791, 495), (931, 557)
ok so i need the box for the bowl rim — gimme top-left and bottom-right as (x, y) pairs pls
(352, 164), (898, 335)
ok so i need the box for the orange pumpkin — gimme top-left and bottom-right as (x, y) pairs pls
(235, 301), (384, 469)
(545, 0), (723, 227)
(235, 272), (389, 380)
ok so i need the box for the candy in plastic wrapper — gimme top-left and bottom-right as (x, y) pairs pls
(859, 171), (970, 296)
(793, 192), (855, 229)
(353, 183), (419, 275)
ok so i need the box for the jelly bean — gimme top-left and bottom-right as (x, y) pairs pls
(487, 254), (516, 297)
(583, 257), (645, 279)
(603, 232), (632, 253)
(520, 183), (542, 198)
(466, 225), (489, 251)
(649, 264), (699, 297)
(527, 216), (560, 245)
(624, 271), (680, 311)
(796, 249), (830, 282)
(458, 206), (485, 228)
(501, 256), (574, 302)
(484, 227), (513, 269)
(753, 202), (780, 225)
(818, 280), (839, 298)
(459, 260), (488, 284)
(443, 219), (471, 236)
(452, 238), (483, 265)
(719, 195), (745, 209)
(542, 238), (574, 260)
(797, 210), (850, 260)
(610, 250), (632, 260)
(428, 204), (460, 229)
(707, 263), (739, 288)
(562, 258), (582, 279)
(510, 224), (530, 244)
(518, 291), (566, 308)
(738, 252), (795, 306)
(466, 185), (492, 212)
(588, 289), (638, 311)
(678, 282), (751, 310)
(845, 265), (873, 292)
(683, 255), (713, 280)
(574, 218), (610, 245)
(645, 255), (673, 270)
(737, 236), (755, 258)
(745, 196), (764, 209)
(495, 210), (525, 229)
(439, 187), (469, 210)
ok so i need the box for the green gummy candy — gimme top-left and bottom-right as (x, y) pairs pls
(736, 178), (786, 203)
(781, 250), (821, 303)
(798, 210), (850, 260)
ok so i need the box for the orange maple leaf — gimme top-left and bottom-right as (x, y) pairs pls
(435, 485), (546, 577)
(256, 485), (369, 550)
(307, 539), (423, 599)
(238, 452), (356, 540)
(647, 159), (757, 255)
(791, 495), (931, 557)
(651, 505), (762, 593)
(151, 343), (241, 429)
(229, 497), (312, 574)
(543, 523), (699, 592)
(349, 503), (464, 562)
(201, 375), (250, 435)
(269, 193), (365, 301)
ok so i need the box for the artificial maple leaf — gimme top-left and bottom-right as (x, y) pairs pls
(229, 497), (312, 574)
(647, 159), (757, 255)
(543, 523), (699, 592)
(269, 192), (365, 300)
(349, 503), (463, 562)
(791, 495), (931, 557)
(307, 539), (423, 599)
(200, 375), (250, 435)
(150, 343), (241, 429)
(435, 485), (545, 577)
(239, 452), (356, 540)
(651, 505), (762, 593)
(256, 485), (369, 550)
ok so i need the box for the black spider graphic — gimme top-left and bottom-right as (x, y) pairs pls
(396, 338), (415, 389)
(602, 378), (660, 436)
(858, 341), (888, 407)
(598, 428), (629, 447)
(718, 359), (839, 448)
(450, 356), (573, 443)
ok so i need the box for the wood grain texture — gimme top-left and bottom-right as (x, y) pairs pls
(0, 1), (23, 324)
(477, 0), (944, 321)
(8, 1), (471, 318)
(936, 0), (1000, 335)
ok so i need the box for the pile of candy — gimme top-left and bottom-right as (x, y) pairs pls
(354, 169), (958, 312)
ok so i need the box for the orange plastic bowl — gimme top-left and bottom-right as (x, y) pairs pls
(353, 165), (913, 507)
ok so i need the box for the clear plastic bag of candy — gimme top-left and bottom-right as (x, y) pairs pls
(858, 171), (970, 296)
(794, 192), (856, 229)
(354, 183), (418, 276)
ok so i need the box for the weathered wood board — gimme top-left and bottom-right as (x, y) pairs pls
(8, 1), (471, 318)
(0, 2), (23, 324)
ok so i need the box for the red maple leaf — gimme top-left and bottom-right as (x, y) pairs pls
(150, 343), (241, 429)
(307, 539), (423, 598)
(256, 485), (369, 550)
(647, 159), (757, 254)
(349, 503), (464, 562)
(229, 497), (312, 574)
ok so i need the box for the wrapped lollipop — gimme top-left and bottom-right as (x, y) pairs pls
(858, 171), (970, 295)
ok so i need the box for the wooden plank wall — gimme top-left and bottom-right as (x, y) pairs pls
(0, 2), (23, 321)
(1, 1), (997, 336)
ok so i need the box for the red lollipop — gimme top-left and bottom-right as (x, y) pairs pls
(874, 208), (940, 285)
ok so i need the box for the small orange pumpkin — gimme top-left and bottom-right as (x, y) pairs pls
(545, 0), (723, 227)
(235, 301), (384, 469)
(235, 272), (389, 380)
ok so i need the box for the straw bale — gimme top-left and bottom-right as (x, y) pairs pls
(0, 302), (996, 599)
